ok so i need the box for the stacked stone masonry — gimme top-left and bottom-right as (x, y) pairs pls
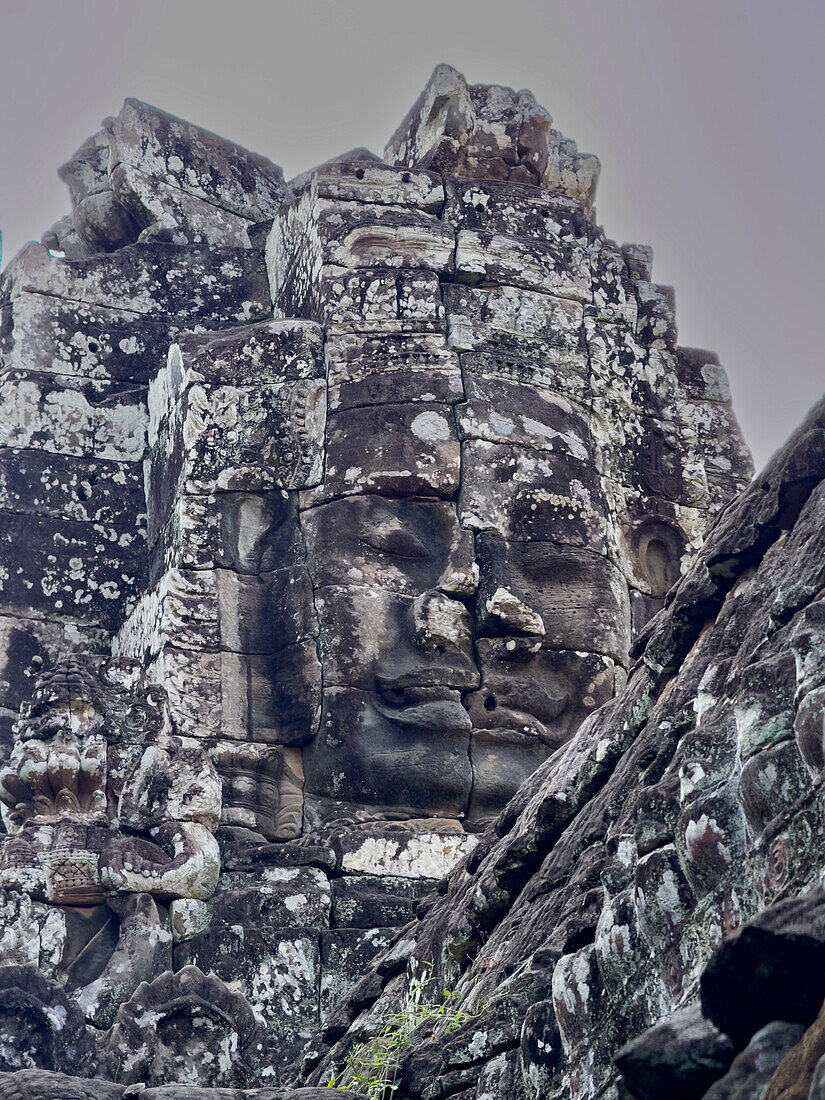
(0, 63), (803, 1098)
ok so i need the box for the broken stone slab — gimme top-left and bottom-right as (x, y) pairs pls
(290, 152), (443, 210)
(110, 162), (253, 247)
(57, 130), (138, 254)
(384, 64), (599, 206)
(4, 242), (269, 324)
(211, 866), (332, 928)
(701, 890), (825, 1047)
(676, 347), (735, 405)
(320, 927), (396, 1016)
(613, 1004), (735, 1100)
(104, 97), (290, 221)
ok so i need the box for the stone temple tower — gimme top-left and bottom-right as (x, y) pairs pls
(0, 65), (754, 1094)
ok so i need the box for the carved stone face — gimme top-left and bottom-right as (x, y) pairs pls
(115, 75), (752, 837)
(294, 365), (636, 826)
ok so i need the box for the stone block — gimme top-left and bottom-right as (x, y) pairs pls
(442, 175), (588, 241)
(301, 495), (474, 597)
(324, 330), (457, 387)
(442, 282), (583, 354)
(455, 229), (590, 300)
(292, 156), (443, 210)
(0, 449), (144, 524)
(457, 372), (591, 457)
(303, 687), (473, 817)
(308, 401), (459, 503)
(105, 97), (290, 220)
(320, 927), (395, 1016)
(4, 241), (269, 324)
(331, 875), (433, 930)
(458, 440), (608, 550)
(318, 268), (444, 334)
(0, 371), (147, 462)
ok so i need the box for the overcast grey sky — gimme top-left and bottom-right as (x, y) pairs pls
(1, 0), (822, 470)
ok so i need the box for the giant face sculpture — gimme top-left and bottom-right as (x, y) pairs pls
(119, 66), (752, 839)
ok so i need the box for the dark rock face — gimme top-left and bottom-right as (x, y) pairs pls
(0, 62), (771, 1095)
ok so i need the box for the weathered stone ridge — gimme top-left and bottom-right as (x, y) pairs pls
(0, 63), (770, 1096)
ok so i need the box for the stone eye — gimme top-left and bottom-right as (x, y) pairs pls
(360, 526), (428, 559)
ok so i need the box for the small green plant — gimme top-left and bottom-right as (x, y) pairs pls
(325, 963), (475, 1098)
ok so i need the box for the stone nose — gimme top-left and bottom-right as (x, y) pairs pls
(482, 586), (545, 637)
(412, 589), (474, 654)
(473, 529), (545, 638)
